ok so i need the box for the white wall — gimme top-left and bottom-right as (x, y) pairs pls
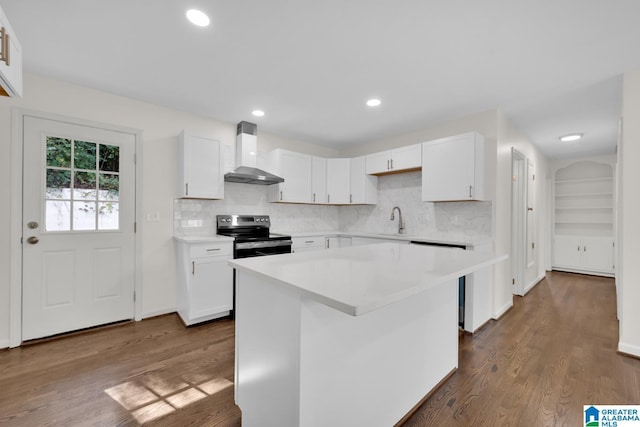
(619, 68), (640, 357)
(0, 73), (339, 344)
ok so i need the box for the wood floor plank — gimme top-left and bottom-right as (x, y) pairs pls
(0, 271), (637, 426)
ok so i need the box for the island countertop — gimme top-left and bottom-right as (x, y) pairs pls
(230, 243), (507, 316)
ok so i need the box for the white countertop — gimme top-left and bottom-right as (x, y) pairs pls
(230, 243), (507, 316)
(173, 235), (234, 243)
(275, 230), (490, 248)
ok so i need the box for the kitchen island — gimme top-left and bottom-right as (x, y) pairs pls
(230, 243), (506, 427)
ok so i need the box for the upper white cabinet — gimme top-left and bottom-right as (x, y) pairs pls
(268, 149), (313, 203)
(178, 131), (224, 199)
(311, 156), (327, 204)
(365, 144), (422, 175)
(0, 5), (23, 97)
(350, 156), (377, 204)
(421, 132), (485, 202)
(327, 158), (351, 204)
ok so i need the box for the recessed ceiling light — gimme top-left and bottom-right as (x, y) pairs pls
(186, 9), (210, 27)
(366, 98), (381, 107)
(252, 110), (265, 117)
(559, 133), (583, 142)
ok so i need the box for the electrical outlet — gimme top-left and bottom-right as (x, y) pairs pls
(146, 212), (160, 222)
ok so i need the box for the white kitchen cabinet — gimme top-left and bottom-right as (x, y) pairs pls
(292, 236), (325, 253)
(178, 131), (224, 199)
(326, 158), (351, 204)
(553, 235), (614, 275)
(350, 156), (377, 204)
(325, 236), (352, 249)
(365, 144), (422, 175)
(268, 149), (313, 203)
(176, 240), (234, 325)
(0, 5), (23, 98)
(311, 156), (327, 204)
(422, 132), (485, 201)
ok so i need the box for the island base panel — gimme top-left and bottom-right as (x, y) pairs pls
(235, 271), (458, 427)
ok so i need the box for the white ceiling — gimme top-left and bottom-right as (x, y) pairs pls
(2, 0), (638, 159)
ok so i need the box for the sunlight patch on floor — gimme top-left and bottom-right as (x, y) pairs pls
(104, 374), (233, 423)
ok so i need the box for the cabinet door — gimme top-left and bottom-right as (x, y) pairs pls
(179, 132), (224, 199)
(391, 144), (422, 171)
(422, 133), (484, 201)
(350, 156), (377, 204)
(0, 6), (23, 97)
(365, 151), (391, 174)
(553, 235), (581, 269)
(327, 158), (350, 204)
(581, 237), (614, 273)
(190, 257), (233, 318)
(270, 150), (313, 203)
(312, 157), (327, 204)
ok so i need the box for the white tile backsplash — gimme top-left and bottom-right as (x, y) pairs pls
(174, 172), (491, 239)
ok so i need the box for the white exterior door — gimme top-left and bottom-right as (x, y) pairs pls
(22, 116), (136, 341)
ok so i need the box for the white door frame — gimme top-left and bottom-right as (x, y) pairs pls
(9, 108), (144, 347)
(511, 148), (526, 296)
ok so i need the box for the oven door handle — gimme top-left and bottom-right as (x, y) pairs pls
(235, 240), (293, 250)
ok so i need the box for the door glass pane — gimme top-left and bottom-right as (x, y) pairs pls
(45, 200), (71, 231)
(73, 202), (97, 230)
(73, 171), (97, 200)
(99, 173), (119, 201)
(98, 202), (119, 230)
(46, 169), (71, 199)
(99, 144), (120, 172)
(74, 140), (97, 170)
(46, 137), (72, 167)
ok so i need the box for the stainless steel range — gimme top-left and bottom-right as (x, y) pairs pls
(216, 215), (292, 258)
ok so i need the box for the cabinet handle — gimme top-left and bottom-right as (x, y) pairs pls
(390, 158), (394, 169)
(185, 183), (189, 196)
(313, 193), (316, 202)
(328, 194), (330, 203)
(469, 185), (472, 198)
(584, 246), (587, 252)
(577, 245), (580, 252)
(0, 27), (9, 66)
(280, 190), (283, 201)
(350, 194), (353, 203)
(387, 159), (390, 170)
(192, 261), (195, 275)
(206, 248), (220, 252)
(326, 239), (329, 249)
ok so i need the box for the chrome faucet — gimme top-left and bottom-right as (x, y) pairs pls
(390, 206), (405, 234)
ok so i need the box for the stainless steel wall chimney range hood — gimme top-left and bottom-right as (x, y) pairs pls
(224, 121), (284, 185)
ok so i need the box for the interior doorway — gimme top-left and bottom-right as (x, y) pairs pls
(511, 148), (526, 296)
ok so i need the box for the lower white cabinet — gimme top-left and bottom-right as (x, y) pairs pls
(176, 240), (234, 325)
(292, 236), (325, 252)
(553, 235), (614, 275)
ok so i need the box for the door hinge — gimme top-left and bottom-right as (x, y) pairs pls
(134, 222), (137, 233)
(533, 174), (535, 181)
(134, 153), (137, 165)
(532, 242), (535, 249)
(133, 291), (136, 302)
(512, 278), (515, 285)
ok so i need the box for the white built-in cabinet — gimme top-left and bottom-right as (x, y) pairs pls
(292, 236), (325, 253)
(268, 149), (313, 203)
(311, 157), (327, 204)
(365, 144), (422, 175)
(176, 240), (234, 325)
(553, 160), (615, 276)
(421, 132), (485, 202)
(178, 131), (224, 199)
(326, 158), (351, 204)
(0, 5), (23, 97)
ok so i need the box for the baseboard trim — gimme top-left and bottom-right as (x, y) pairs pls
(523, 272), (546, 295)
(0, 339), (9, 350)
(493, 301), (513, 320)
(141, 307), (176, 320)
(618, 342), (640, 359)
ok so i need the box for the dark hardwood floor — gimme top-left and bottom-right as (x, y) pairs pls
(0, 271), (637, 426)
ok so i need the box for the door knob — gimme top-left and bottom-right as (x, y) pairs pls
(27, 236), (39, 244)
(27, 221), (39, 229)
